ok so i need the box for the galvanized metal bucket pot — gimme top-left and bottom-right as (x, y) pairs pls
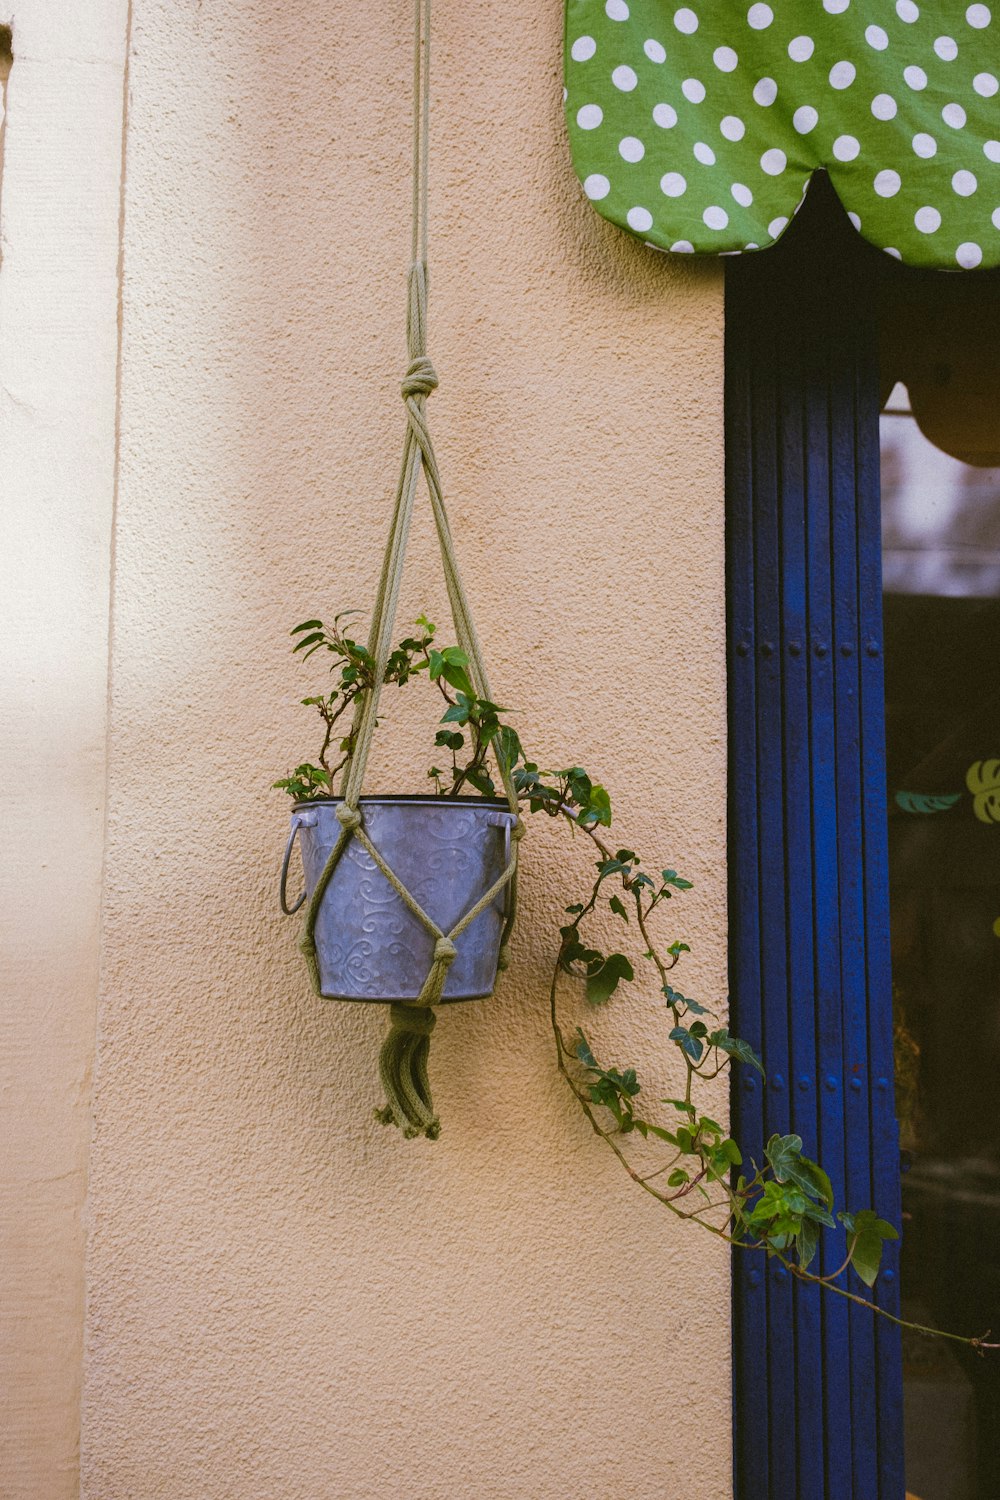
(280, 795), (517, 1003)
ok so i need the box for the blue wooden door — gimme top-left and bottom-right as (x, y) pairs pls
(726, 180), (905, 1500)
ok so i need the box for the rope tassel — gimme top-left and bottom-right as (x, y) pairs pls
(374, 1004), (441, 1140)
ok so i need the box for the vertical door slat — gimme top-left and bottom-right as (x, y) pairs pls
(726, 257), (769, 1500)
(777, 319), (826, 1500)
(727, 179), (905, 1500)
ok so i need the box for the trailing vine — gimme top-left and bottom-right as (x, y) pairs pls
(276, 613), (999, 1355)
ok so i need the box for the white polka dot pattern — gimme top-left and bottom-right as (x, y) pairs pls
(566, 0), (1000, 266)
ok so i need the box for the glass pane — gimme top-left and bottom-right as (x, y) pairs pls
(881, 383), (1000, 1500)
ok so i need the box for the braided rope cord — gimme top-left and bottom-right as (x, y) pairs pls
(299, 0), (522, 1138)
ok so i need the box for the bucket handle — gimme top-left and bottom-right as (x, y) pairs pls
(487, 809), (516, 918)
(279, 813), (313, 915)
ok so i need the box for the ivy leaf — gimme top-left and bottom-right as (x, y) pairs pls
(441, 692), (473, 725)
(586, 952), (634, 1005)
(465, 766), (496, 797)
(609, 895), (629, 923)
(664, 984), (709, 1016)
(291, 630), (325, 654)
(851, 1234), (883, 1287)
(566, 768), (592, 803)
(575, 1036), (641, 1124)
(495, 725), (522, 776)
(272, 763), (332, 801)
(766, 1134), (834, 1208)
(575, 1031), (598, 1070)
(797, 1218), (820, 1272)
(661, 869), (694, 890)
(847, 1209), (899, 1287)
(559, 935), (602, 972)
(579, 785), (612, 827)
(442, 664), (474, 695)
(765, 1133), (805, 1182)
(799, 1200), (836, 1228)
(799, 1158), (835, 1211)
(709, 1028), (765, 1078)
(428, 645), (470, 690)
(669, 1025), (704, 1063)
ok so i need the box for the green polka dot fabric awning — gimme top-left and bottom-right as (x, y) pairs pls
(564, 0), (1000, 268)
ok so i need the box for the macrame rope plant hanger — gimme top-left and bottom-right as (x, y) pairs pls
(299, 0), (523, 1140)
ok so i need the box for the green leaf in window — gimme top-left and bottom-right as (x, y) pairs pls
(894, 790), (961, 815)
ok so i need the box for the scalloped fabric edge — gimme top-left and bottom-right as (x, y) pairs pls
(565, 0), (1000, 268)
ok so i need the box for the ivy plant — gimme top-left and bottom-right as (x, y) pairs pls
(275, 613), (998, 1355)
(273, 613), (516, 801)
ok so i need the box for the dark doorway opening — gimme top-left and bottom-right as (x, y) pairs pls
(880, 259), (1000, 1500)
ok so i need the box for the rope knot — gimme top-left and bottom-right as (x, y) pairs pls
(335, 804), (362, 834)
(510, 817), (526, 842)
(433, 936), (458, 966)
(388, 1002), (436, 1037)
(401, 356), (438, 401)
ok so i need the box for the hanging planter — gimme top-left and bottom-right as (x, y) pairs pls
(268, 1), (994, 1419)
(280, 794), (518, 1003)
(265, 0), (922, 1356)
(275, 0), (522, 1140)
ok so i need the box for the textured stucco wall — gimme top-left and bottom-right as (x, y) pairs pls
(0, 5), (126, 1496)
(82, 3), (728, 1497)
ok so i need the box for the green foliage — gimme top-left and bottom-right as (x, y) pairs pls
(274, 603), (902, 1304)
(837, 1209), (899, 1287)
(585, 952), (634, 1006)
(275, 613), (438, 798)
(669, 1022), (708, 1063)
(707, 1028), (765, 1078)
(766, 1133), (834, 1209)
(274, 610), (523, 801)
(553, 788), (896, 1289)
(664, 983), (709, 1016)
(271, 763), (332, 801)
(894, 790), (961, 815)
(513, 763), (612, 828)
(575, 1032), (641, 1131)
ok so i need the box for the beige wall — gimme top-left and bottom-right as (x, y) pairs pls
(0, 4), (127, 1496)
(4, 1), (728, 1495)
